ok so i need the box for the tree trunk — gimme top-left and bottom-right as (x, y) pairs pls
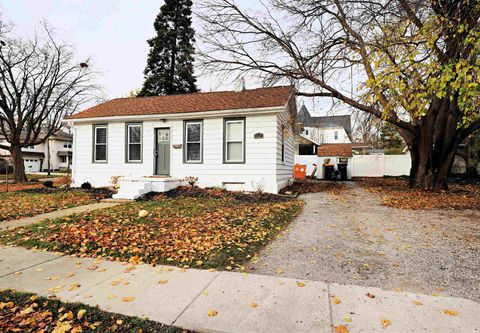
(10, 146), (27, 182)
(408, 129), (457, 191)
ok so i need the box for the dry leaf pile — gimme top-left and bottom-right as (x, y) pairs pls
(0, 190), (99, 222)
(0, 289), (189, 332)
(357, 177), (480, 210)
(1, 190), (303, 269)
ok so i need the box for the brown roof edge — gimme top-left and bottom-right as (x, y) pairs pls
(317, 144), (353, 157)
(66, 85), (295, 120)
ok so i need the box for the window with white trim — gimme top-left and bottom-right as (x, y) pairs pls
(126, 123), (142, 162)
(93, 125), (107, 162)
(184, 121), (202, 163)
(224, 118), (245, 163)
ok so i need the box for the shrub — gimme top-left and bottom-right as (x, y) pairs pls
(42, 180), (54, 188)
(81, 182), (92, 190)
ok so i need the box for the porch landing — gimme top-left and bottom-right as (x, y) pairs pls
(112, 176), (182, 200)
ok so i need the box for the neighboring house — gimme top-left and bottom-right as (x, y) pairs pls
(65, 86), (297, 197)
(0, 130), (73, 172)
(295, 105), (352, 155)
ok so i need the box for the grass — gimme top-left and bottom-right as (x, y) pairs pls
(0, 189), (111, 222)
(0, 289), (190, 333)
(0, 188), (303, 270)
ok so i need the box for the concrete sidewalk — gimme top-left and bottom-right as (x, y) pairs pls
(0, 246), (478, 333)
(0, 202), (119, 231)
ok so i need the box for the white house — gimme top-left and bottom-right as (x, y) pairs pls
(295, 105), (352, 156)
(65, 86), (297, 198)
(0, 130), (73, 172)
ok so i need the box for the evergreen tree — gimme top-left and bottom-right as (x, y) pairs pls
(379, 122), (404, 155)
(139, 0), (198, 96)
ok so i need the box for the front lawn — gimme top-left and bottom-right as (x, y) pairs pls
(0, 289), (189, 333)
(0, 189), (111, 222)
(0, 188), (303, 269)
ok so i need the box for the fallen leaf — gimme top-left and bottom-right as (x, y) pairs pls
(366, 292), (375, 298)
(158, 279), (168, 284)
(249, 302), (258, 308)
(77, 309), (87, 320)
(343, 317), (352, 323)
(412, 300), (423, 306)
(334, 325), (349, 333)
(275, 269), (284, 275)
(122, 296), (135, 302)
(381, 318), (391, 327)
(443, 310), (458, 316)
(297, 282), (305, 287)
(208, 309), (218, 317)
(332, 297), (342, 304)
(66, 272), (75, 278)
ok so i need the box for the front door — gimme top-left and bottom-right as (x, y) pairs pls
(155, 128), (170, 175)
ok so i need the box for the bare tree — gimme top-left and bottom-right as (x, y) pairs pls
(0, 24), (99, 181)
(198, 0), (480, 190)
(353, 113), (381, 147)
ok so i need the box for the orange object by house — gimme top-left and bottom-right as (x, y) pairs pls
(294, 164), (307, 180)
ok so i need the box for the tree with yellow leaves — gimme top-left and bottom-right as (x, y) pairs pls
(199, 0), (480, 189)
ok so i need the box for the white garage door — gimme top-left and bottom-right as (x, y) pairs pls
(24, 159), (41, 172)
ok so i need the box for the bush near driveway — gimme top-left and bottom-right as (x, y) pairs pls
(0, 289), (189, 333)
(0, 189), (112, 222)
(0, 188), (303, 270)
(357, 177), (480, 210)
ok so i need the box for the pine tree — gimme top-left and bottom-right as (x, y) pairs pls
(139, 0), (198, 96)
(379, 122), (404, 155)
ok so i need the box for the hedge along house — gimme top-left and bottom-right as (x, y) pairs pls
(65, 86), (297, 199)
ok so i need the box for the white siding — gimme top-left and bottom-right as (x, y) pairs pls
(72, 112), (290, 193)
(275, 108), (295, 191)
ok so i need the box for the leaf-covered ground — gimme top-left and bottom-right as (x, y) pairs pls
(0, 289), (190, 333)
(356, 177), (480, 210)
(0, 189), (111, 222)
(0, 188), (303, 270)
(0, 182), (43, 193)
(280, 180), (347, 195)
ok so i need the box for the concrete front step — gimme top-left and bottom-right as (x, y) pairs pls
(112, 177), (182, 200)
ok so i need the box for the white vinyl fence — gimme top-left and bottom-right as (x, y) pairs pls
(351, 155), (411, 177)
(295, 154), (411, 178)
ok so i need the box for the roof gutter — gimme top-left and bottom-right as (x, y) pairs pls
(63, 105), (286, 124)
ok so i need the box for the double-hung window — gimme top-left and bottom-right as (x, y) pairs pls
(126, 123), (142, 163)
(224, 118), (245, 163)
(184, 120), (202, 163)
(93, 125), (108, 163)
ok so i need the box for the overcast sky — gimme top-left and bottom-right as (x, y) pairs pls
(1, 0), (330, 114)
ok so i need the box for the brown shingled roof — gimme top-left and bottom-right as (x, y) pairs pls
(317, 144), (353, 157)
(66, 86), (294, 120)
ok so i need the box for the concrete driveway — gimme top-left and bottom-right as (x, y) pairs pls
(250, 182), (480, 303)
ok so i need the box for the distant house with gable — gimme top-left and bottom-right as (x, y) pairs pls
(295, 105), (352, 155)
